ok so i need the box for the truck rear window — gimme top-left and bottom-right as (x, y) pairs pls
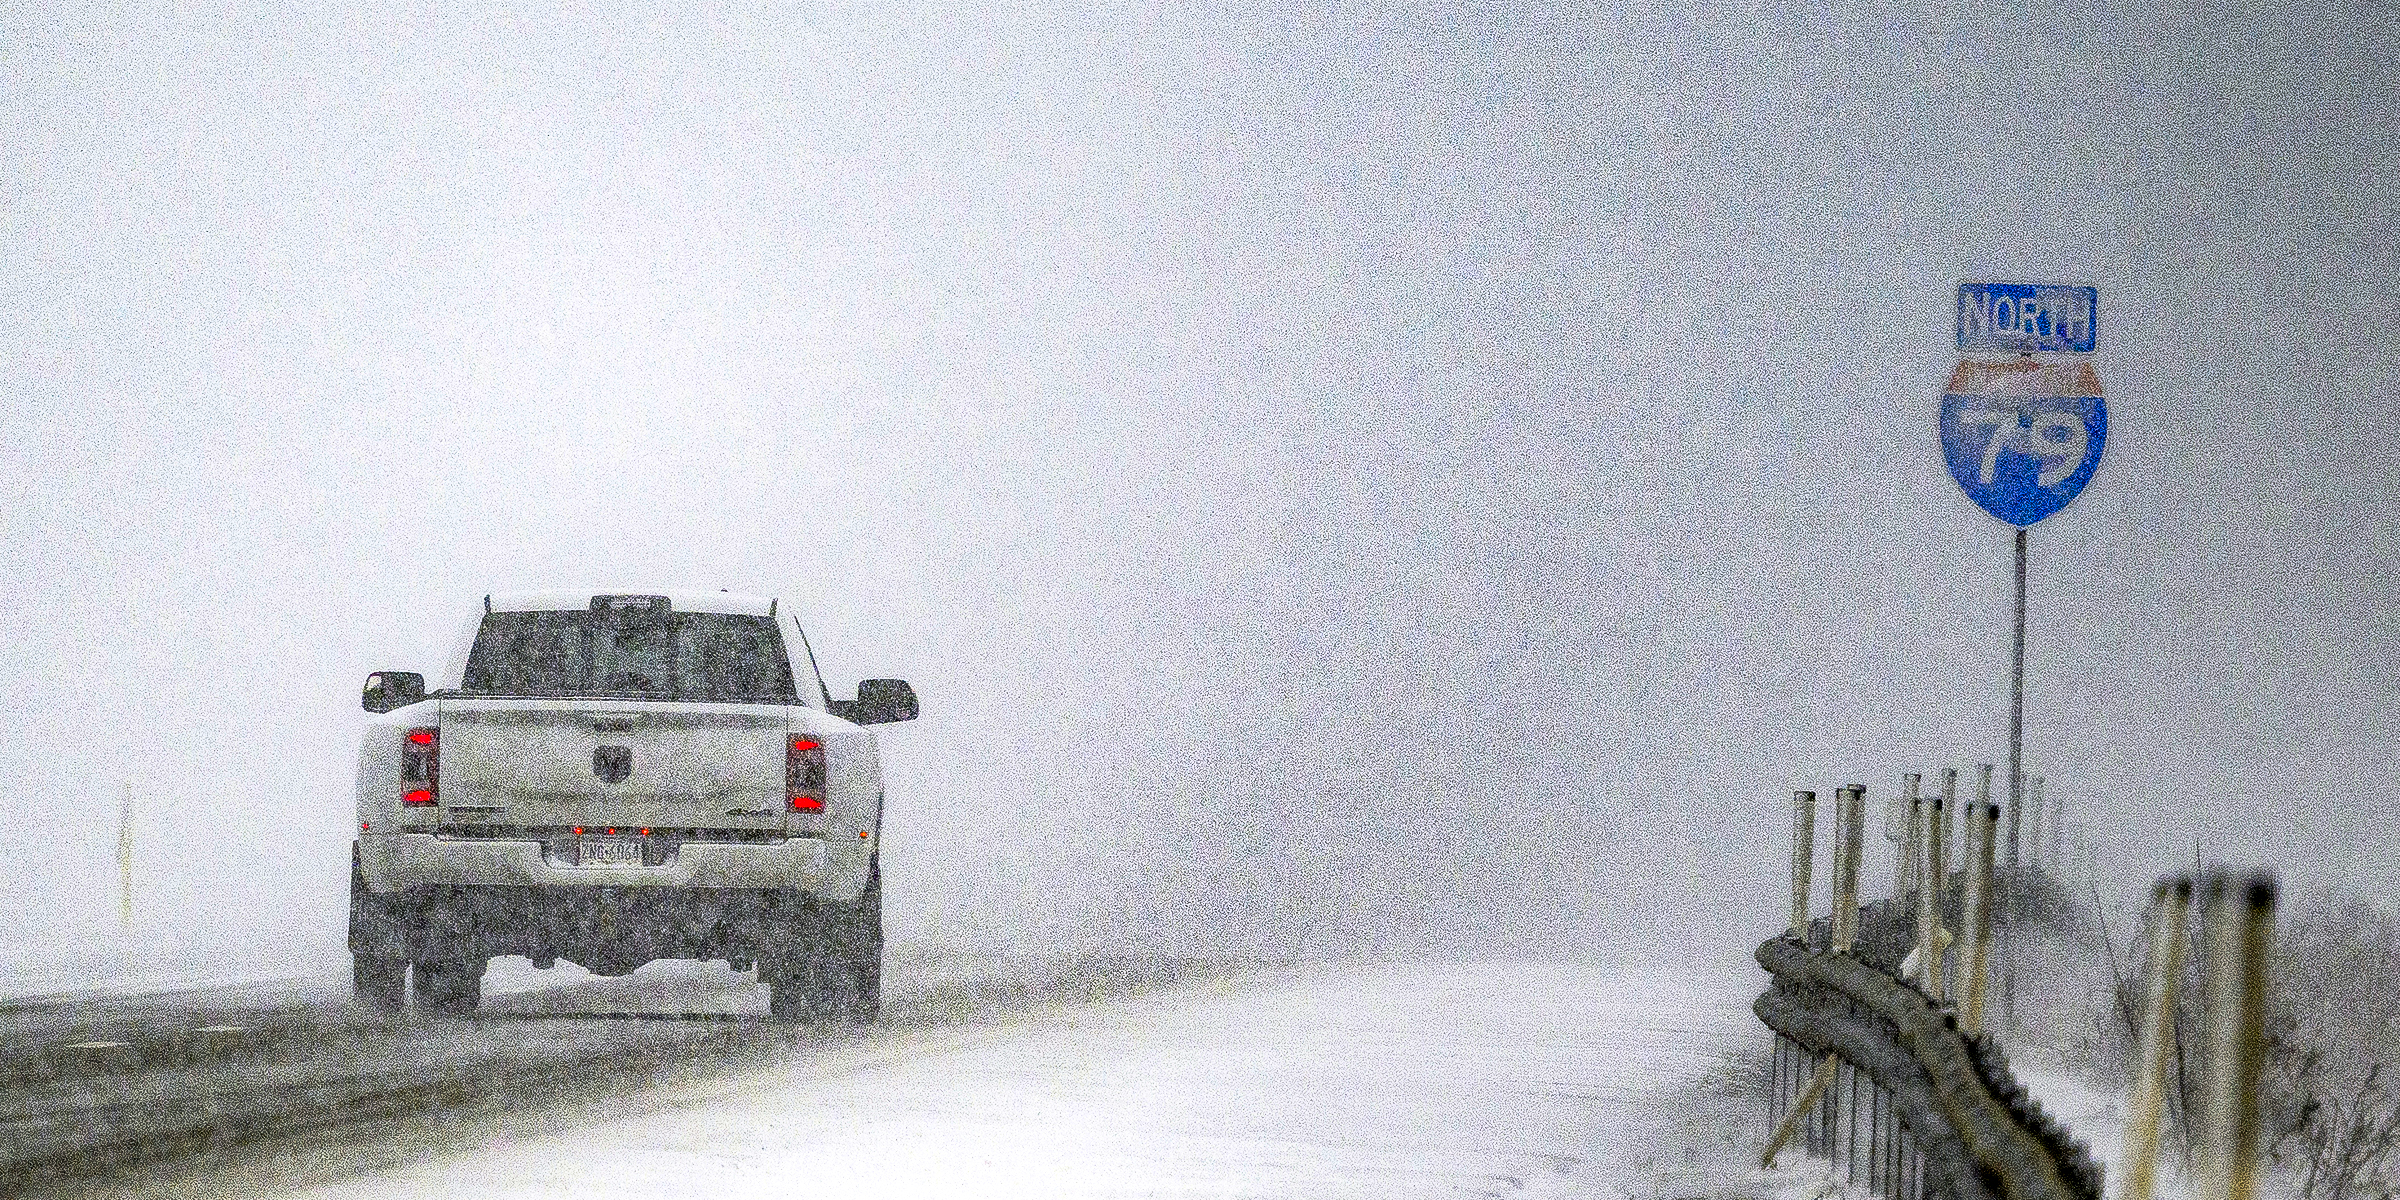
(461, 611), (799, 702)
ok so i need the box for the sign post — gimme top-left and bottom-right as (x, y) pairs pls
(1940, 281), (2105, 1027)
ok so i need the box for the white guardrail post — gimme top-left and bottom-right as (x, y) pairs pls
(2003, 762), (2023, 872)
(2121, 876), (2192, 1200)
(1846, 784), (1867, 949)
(2047, 783), (2066, 869)
(1895, 772), (1922, 902)
(1913, 776), (1949, 1001)
(2196, 871), (2276, 1200)
(1959, 793), (1998, 1035)
(1832, 785), (1865, 955)
(1828, 787), (1851, 953)
(2025, 776), (2047, 872)
(1791, 790), (1818, 941)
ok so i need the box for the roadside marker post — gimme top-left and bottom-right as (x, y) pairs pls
(117, 782), (133, 930)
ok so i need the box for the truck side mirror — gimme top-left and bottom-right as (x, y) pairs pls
(363, 671), (426, 714)
(837, 678), (919, 725)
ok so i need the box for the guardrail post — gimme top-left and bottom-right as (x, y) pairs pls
(1914, 773), (1950, 1001)
(1849, 785), (1868, 941)
(1939, 766), (1958, 847)
(1976, 763), (1992, 839)
(2047, 783), (2066, 869)
(2122, 876), (2192, 1200)
(1943, 766), (1960, 870)
(2025, 776), (2047, 872)
(2196, 871), (2276, 1200)
(1868, 1071), (1882, 1195)
(1960, 795), (1999, 1035)
(1829, 787), (1849, 952)
(2003, 764), (2023, 873)
(1896, 773), (1922, 901)
(1791, 790), (1818, 941)
(1834, 785), (1866, 954)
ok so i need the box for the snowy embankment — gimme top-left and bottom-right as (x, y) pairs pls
(214, 961), (1762, 1200)
(0, 920), (346, 1007)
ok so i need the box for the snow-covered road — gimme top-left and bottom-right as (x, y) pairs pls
(250, 961), (1754, 1200)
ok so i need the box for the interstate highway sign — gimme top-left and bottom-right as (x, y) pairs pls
(1939, 359), (2107, 527)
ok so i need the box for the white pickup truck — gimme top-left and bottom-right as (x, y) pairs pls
(347, 590), (917, 1021)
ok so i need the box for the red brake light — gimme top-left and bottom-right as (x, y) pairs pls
(788, 736), (826, 812)
(401, 727), (438, 805)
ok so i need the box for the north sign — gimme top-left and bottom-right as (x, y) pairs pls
(1957, 282), (2097, 355)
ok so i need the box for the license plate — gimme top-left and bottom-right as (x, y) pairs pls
(577, 838), (644, 867)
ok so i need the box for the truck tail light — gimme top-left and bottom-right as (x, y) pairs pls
(788, 737), (826, 812)
(402, 727), (439, 806)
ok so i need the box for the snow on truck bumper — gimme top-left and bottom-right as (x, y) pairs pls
(357, 832), (864, 898)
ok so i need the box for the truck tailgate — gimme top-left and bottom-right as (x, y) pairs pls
(437, 699), (788, 832)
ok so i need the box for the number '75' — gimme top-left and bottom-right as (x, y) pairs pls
(1959, 408), (2088, 488)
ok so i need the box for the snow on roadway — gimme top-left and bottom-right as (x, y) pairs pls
(265, 961), (1755, 1200)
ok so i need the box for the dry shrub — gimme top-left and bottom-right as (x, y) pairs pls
(2084, 883), (2400, 1200)
(2265, 894), (2400, 1200)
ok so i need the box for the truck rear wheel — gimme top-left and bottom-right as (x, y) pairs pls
(766, 869), (881, 1023)
(353, 955), (407, 1011)
(413, 957), (484, 1014)
(844, 861), (883, 1021)
(765, 959), (842, 1021)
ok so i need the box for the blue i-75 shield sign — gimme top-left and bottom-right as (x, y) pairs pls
(1939, 359), (2107, 527)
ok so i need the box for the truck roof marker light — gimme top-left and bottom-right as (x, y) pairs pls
(407, 730), (434, 746)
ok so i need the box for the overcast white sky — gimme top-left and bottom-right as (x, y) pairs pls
(2, 2), (2394, 974)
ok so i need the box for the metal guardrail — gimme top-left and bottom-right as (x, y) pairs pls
(1761, 776), (2279, 1200)
(1756, 898), (2104, 1200)
(1756, 780), (2103, 1200)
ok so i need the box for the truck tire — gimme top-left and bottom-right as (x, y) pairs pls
(765, 959), (839, 1022)
(347, 844), (409, 961)
(765, 868), (880, 1023)
(354, 954), (407, 1011)
(843, 860), (883, 1021)
(413, 957), (483, 1014)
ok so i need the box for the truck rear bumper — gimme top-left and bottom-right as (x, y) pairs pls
(347, 881), (860, 971)
(359, 831), (857, 896)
